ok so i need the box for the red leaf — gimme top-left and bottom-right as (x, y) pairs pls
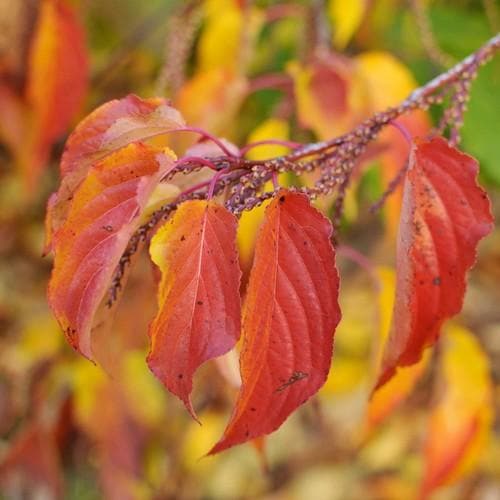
(147, 200), (241, 420)
(25, 0), (88, 184)
(376, 137), (493, 389)
(48, 143), (173, 359)
(209, 190), (340, 454)
(44, 94), (184, 254)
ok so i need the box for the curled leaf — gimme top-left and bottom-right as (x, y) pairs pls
(210, 190), (340, 454)
(45, 94), (184, 253)
(376, 137), (494, 389)
(48, 143), (173, 359)
(147, 200), (241, 419)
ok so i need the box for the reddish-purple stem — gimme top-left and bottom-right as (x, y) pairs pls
(266, 3), (305, 22)
(370, 161), (409, 214)
(174, 156), (219, 171)
(178, 179), (213, 198)
(390, 120), (413, 146)
(175, 127), (236, 157)
(208, 168), (230, 199)
(337, 245), (381, 292)
(248, 73), (293, 94)
(271, 171), (279, 190)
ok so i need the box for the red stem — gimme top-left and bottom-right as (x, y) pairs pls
(174, 156), (219, 171)
(175, 127), (236, 157)
(337, 245), (381, 292)
(390, 120), (413, 146)
(271, 171), (279, 190)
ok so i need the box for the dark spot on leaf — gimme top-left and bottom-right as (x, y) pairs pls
(275, 371), (308, 392)
(102, 225), (113, 232)
(279, 195), (285, 203)
(250, 407), (257, 412)
(180, 235), (186, 241)
(178, 374), (183, 379)
(197, 300), (203, 305)
(245, 430), (250, 437)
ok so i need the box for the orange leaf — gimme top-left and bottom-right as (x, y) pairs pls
(210, 190), (341, 454)
(0, 84), (26, 155)
(421, 324), (493, 497)
(288, 54), (367, 140)
(45, 94), (184, 253)
(376, 137), (493, 389)
(48, 143), (174, 359)
(147, 200), (241, 420)
(25, 0), (88, 185)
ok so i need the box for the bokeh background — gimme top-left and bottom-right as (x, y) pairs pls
(1, 1), (499, 499)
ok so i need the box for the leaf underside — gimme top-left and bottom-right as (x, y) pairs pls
(376, 137), (493, 389)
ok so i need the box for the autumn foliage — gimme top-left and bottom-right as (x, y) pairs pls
(1, 1), (499, 499)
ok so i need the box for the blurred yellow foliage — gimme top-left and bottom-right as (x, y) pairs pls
(328, 0), (367, 49)
(422, 323), (493, 495)
(120, 350), (168, 428)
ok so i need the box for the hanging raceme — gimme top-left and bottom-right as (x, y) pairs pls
(46, 32), (498, 458)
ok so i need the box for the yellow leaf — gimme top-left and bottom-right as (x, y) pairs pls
(321, 282), (374, 396)
(19, 315), (62, 364)
(321, 356), (367, 395)
(72, 358), (107, 426)
(182, 411), (225, 469)
(355, 51), (417, 109)
(237, 200), (269, 272)
(120, 350), (168, 427)
(176, 68), (247, 137)
(328, 0), (367, 49)
(342, 182), (358, 223)
(421, 324), (493, 496)
(198, 1), (263, 73)
(246, 118), (290, 160)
